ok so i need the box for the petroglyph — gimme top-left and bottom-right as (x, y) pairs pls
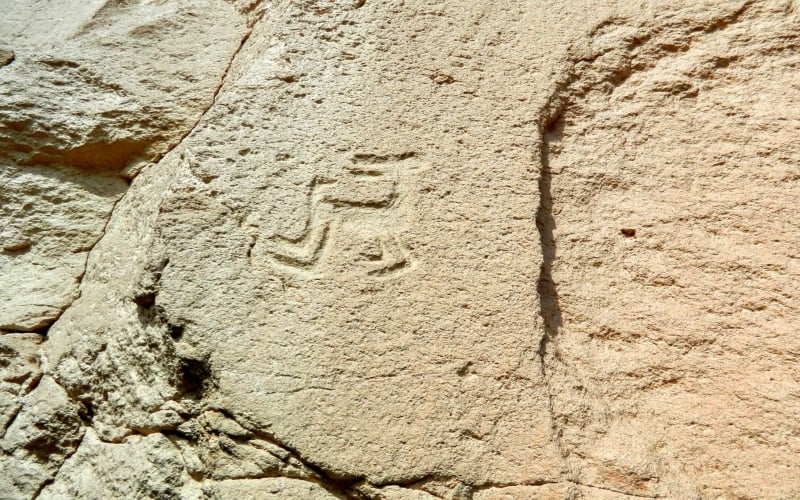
(250, 155), (420, 277)
(365, 235), (413, 277)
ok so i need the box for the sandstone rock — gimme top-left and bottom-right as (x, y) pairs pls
(3, 0), (800, 498)
(354, 485), (440, 500)
(473, 484), (566, 500)
(0, 0), (247, 332)
(39, 428), (192, 499)
(541, 3), (800, 497)
(0, 376), (82, 498)
(0, 48), (12, 67)
(0, 334), (41, 434)
(204, 478), (340, 500)
(173, 410), (320, 482)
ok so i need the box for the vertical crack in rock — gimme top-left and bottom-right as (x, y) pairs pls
(31, 430), (87, 500)
(10, 0), (793, 496)
(42, 8), (264, 337)
(9, 8), (267, 499)
(534, 0), (764, 495)
(536, 106), (565, 357)
(535, 83), (571, 482)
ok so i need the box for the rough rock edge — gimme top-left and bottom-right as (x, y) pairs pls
(0, 48), (13, 67)
(28, 431), (87, 499)
(22, 3), (406, 498)
(534, 0), (755, 496)
(20, 5), (264, 499)
(24, 2), (389, 498)
(3, 2), (264, 340)
(189, 409), (361, 499)
(0, 377), (43, 441)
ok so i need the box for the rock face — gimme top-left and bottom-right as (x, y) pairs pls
(542, 4), (800, 498)
(0, 0), (245, 332)
(1, 0), (799, 499)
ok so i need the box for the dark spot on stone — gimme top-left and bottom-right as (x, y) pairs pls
(431, 71), (455, 84)
(178, 357), (213, 397)
(1, 49), (14, 67)
(621, 228), (637, 237)
(78, 400), (95, 423)
(168, 323), (184, 340)
(133, 293), (156, 308)
(457, 361), (474, 376)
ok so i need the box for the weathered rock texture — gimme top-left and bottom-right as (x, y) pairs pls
(1, 0), (799, 498)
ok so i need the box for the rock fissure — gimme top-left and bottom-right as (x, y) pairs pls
(535, 80), (573, 485)
(0, 6), (267, 497)
(208, 409), (365, 499)
(140, 8), (265, 178)
(30, 427), (87, 500)
(0, 5), (261, 338)
(530, 2), (800, 498)
(48, 8), (263, 329)
(532, 1), (765, 493)
(568, 480), (665, 499)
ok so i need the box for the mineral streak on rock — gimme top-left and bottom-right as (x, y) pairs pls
(0, 49), (13, 67)
(2, 0), (800, 498)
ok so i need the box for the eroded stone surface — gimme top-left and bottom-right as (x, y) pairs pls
(543, 2), (800, 498)
(2, 0), (800, 499)
(39, 428), (193, 499)
(0, 334), (41, 434)
(205, 478), (340, 500)
(0, 0), (246, 331)
(48, 0), (579, 487)
(0, 376), (82, 498)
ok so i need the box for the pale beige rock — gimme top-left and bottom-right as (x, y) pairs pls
(542, 3), (800, 498)
(0, 334), (41, 433)
(46, 0), (590, 488)
(0, 0), (246, 331)
(354, 485), (439, 500)
(0, 48), (12, 67)
(473, 484), (566, 500)
(2, 0), (800, 499)
(172, 409), (320, 482)
(0, 1), (107, 47)
(39, 428), (194, 500)
(205, 478), (340, 500)
(0, 376), (82, 498)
